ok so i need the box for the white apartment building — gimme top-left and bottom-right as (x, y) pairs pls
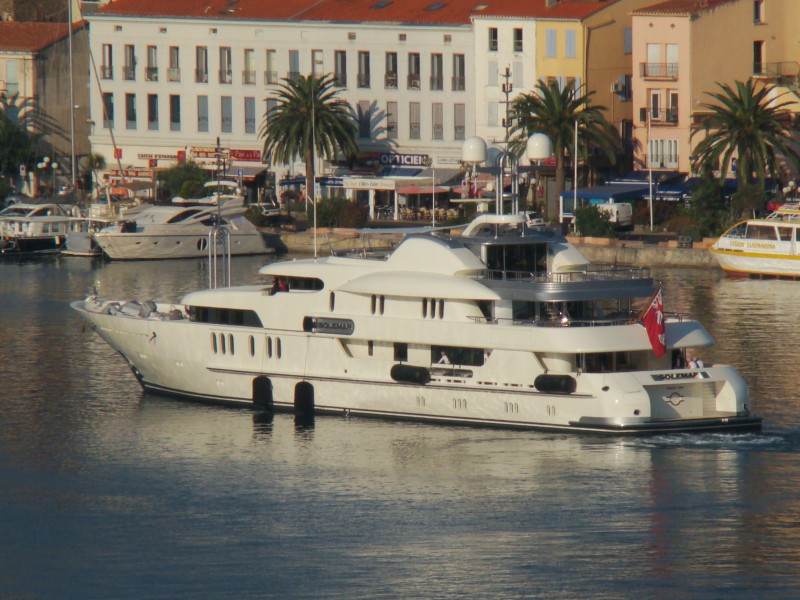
(86, 11), (478, 196)
(85, 0), (629, 208)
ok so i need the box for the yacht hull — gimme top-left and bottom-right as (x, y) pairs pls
(93, 231), (270, 260)
(73, 299), (760, 435)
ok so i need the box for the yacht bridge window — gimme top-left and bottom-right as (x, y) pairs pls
(485, 243), (548, 275)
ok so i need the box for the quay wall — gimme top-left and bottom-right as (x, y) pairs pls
(267, 229), (720, 269)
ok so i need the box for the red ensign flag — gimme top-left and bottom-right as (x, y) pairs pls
(640, 288), (666, 358)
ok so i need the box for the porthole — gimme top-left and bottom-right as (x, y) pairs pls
(276, 338), (282, 359)
(249, 335), (255, 357)
(228, 333), (234, 355)
(211, 332), (218, 353)
(439, 299), (445, 319)
(220, 333), (226, 354)
(422, 298), (427, 318)
(267, 336), (273, 358)
(329, 291), (336, 311)
(371, 294), (377, 315)
(379, 295), (385, 315)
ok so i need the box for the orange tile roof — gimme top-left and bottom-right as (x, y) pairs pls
(0, 21), (84, 53)
(95, 0), (612, 26)
(632, 0), (734, 16)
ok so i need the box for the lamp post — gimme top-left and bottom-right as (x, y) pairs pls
(641, 107), (654, 231)
(37, 156), (59, 198)
(424, 155), (436, 228)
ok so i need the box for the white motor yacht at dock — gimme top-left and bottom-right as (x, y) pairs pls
(72, 213), (760, 434)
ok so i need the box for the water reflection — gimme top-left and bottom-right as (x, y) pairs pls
(2, 258), (800, 597)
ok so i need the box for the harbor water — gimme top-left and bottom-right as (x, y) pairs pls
(1, 255), (800, 599)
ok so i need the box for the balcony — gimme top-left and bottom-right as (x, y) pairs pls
(410, 123), (420, 140)
(219, 69), (233, 84)
(123, 66), (135, 81)
(407, 74), (421, 90)
(167, 68), (180, 82)
(264, 70), (279, 84)
(430, 76), (443, 91)
(452, 76), (465, 91)
(651, 107), (679, 125)
(639, 62), (678, 80)
(754, 61), (800, 85)
(454, 125), (465, 141)
(385, 73), (398, 89)
(287, 71), (301, 82)
(242, 69), (256, 85)
(195, 69), (208, 83)
(334, 73), (347, 87)
(145, 67), (159, 82)
(357, 73), (370, 88)
(100, 66), (113, 80)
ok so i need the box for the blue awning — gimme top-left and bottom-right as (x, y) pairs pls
(560, 183), (649, 203)
(377, 166), (423, 177)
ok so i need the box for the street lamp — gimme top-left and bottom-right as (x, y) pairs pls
(423, 156), (438, 228)
(641, 107), (654, 231)
(36, 156), (59, 198)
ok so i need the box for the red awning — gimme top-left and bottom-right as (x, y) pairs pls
(396, 185), (450, 195)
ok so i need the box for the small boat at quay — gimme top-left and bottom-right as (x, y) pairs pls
(710, 203), (800, 278)
(72, 213), (760, 434)
(91, 200), (271, 260)
(0, 202), (83, 254)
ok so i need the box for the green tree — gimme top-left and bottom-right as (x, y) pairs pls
(260, 74), (358, 203)
(0, 94), (43, 190)
(691, 79), (800, 215)
(79, 151), (106, 195)
(157, 161), (209, 202)
(510, 80), (619, 217)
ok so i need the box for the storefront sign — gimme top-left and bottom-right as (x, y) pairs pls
(379, 153), (429, 167)
(343, 177), (397, 190)
(191, 147), (261, 162)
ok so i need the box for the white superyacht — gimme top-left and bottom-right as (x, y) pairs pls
(72, 213), (760, 434)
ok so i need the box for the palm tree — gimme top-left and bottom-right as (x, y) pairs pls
(510, 80), (619, 212)
(691, 79), (800, 208)
(260, 74), (358, 203)
(79, 151), (106, 196)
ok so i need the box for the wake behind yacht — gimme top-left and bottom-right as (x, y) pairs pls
(72, 213), (759, 434)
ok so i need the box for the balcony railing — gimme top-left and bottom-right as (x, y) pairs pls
(219, 69), (232, 84)
(242, 70), (256, 85)
(639, 62), (678, 79)
(145, 67), (158, 82)
(195, 69), (208, 83)
(454, 125), (465, 141)
(385, 73), (398, 89)
(357, 73), (370, 88)
(410, 123), (420, 140)
(407, 74), (420, 90)
(264, 70), (279, 84)
(452, 76), (465, 91)
(123, 66), (135, 81)
(334, 73), (347, 87)
(430, 76), (443, 91)
(754, 61), (800, 84)
(167, 68), (180, 82)
(100, 66), (113, 80)
(287, 70), (301, 82)
(652, 107), (679, 124)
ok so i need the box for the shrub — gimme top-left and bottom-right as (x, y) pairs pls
(574, 205), (615, 238)
(308, 195), (368, 228)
